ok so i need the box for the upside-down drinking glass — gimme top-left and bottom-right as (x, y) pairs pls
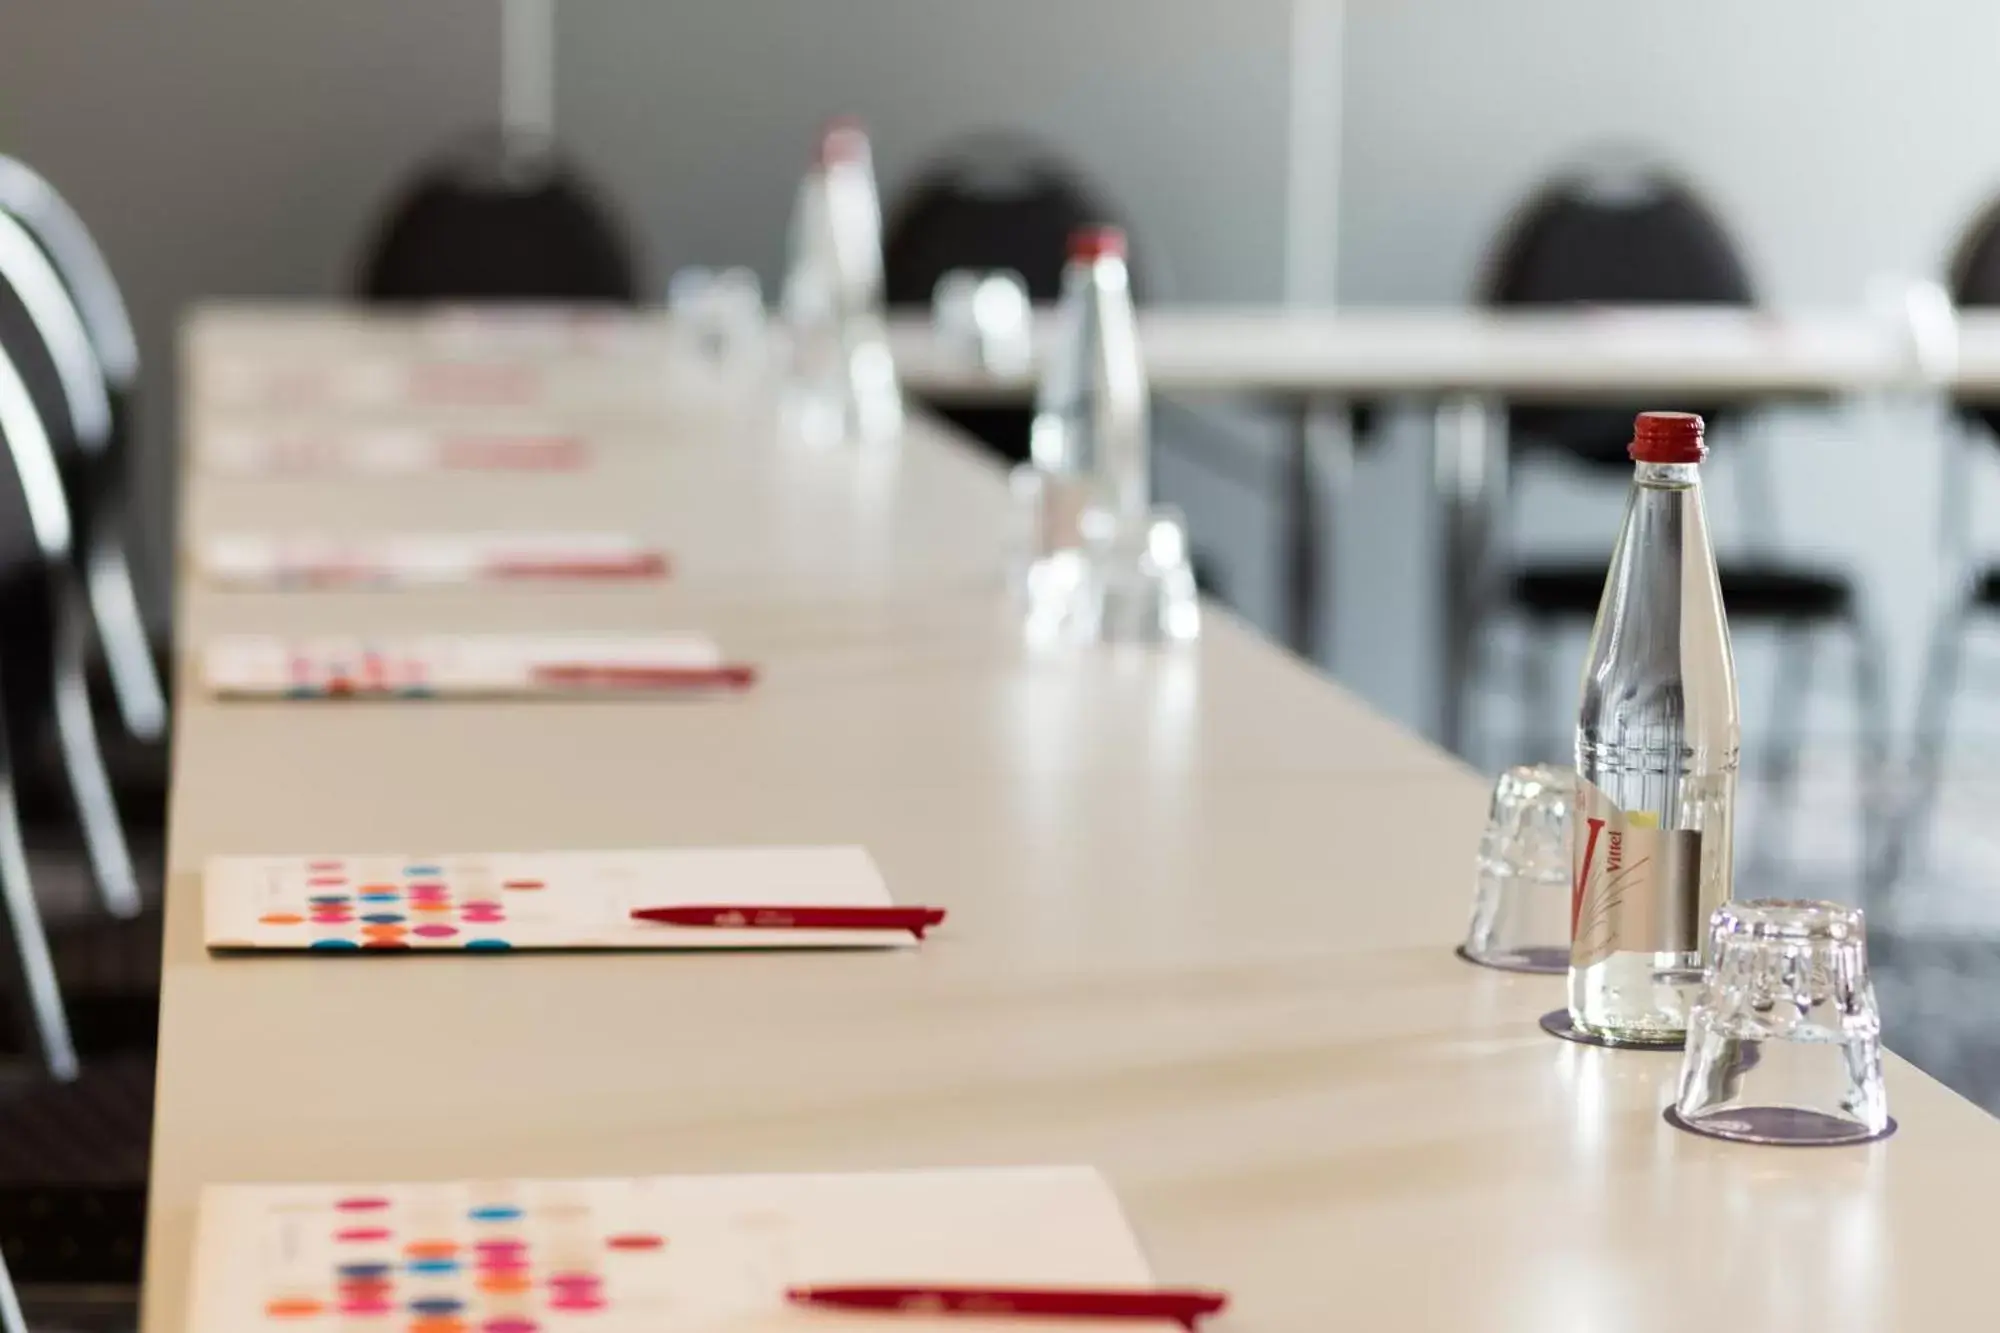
(1462, 763), (1573, 974)
(1671, 899), (1891, 1146)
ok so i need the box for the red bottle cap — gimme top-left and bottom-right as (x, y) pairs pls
(1629, 411), (1706, 464)
(1069, 226), (1127, 264)
(817, 117), (869, 167)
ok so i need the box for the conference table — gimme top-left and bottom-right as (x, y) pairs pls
(145, 304), (2000, 1333)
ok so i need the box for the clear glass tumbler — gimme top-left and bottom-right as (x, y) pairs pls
(1671, 899), (1892, 1146)
(1462, 763), (1573, 974)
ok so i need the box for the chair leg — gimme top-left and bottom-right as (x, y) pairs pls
(84, 531), (167, 743)
(1849, 614), (1894, 898)
(0, 692), (78, 1083)
(49, 578), (140, 919)
(0, 1240), (27, 1333)
(1747, 626), (1813, 886)
(1896, 601), (1971, 892)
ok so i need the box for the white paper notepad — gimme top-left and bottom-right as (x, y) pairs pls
(198, 532), (669, 590)
(202, 356), (544, 412)
(198, 425), (586, 476)
(203, 847), (910, 952)
(185, 1167), (1152, 1333)
(201, 633), (745, 699)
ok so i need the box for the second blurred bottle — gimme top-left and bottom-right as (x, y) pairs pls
(1015, 231), (1142, 596)
(782, 118), (902, 444)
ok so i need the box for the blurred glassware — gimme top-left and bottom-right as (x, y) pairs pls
(668, 266), (766, 367)
(1014, 226), (1191, 643)
(1022, 505), (1198, 648)
(780, 119), (902, 446)
(1462, 763), (1573, 974)
(1670, 899), (1892, 1146)
(932, 269), (1034, 377)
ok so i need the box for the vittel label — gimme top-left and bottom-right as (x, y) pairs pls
(1570, 776), (1703, 970)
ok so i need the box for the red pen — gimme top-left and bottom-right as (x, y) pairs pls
(630, 905), (947, 938)
(530, 662), (757, 691)
(488, 553), (670, 581)
(786, 1285), (1227, 1329)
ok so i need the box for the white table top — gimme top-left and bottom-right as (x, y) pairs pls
(204, 299), (2000, 400)
(144, 305), (2000, 1333)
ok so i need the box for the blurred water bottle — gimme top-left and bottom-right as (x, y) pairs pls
(1016, 227), (1196, 644)
(1569, 411), (1740, 1046)
(781, 118), (901, 445)
(1014, 228), (1143, 599)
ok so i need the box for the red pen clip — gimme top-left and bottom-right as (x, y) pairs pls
(630, 905), (947, 939)
(531, 662), (757, 691)
(786, 1284), (1228, 1329)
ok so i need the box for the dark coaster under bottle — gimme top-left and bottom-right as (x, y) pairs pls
(1538, 1008), (1686, 1051)
(1455, 944), (1567, 975)
(1663, 1105), (1898, 1147)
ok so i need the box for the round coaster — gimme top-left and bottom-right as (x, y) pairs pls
(1664, 1105), (1897, 1147)
(1538, 1008), (1685, 1051)
(1456, 944), (1567, 975)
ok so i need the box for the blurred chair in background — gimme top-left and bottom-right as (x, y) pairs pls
(1464, 160), (1889, 884)
(357, 131), (640, 304)
(883, 132), (1128, 465)
(0, 157), (165, 757)
(1903, 200), (2000, 887)
(0, 212), (151, 920)
(0, 341), (85, 1085)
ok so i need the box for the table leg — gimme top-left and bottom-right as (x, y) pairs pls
(1281, 397), (1353, 663)
(1433, 395), (1503, 756)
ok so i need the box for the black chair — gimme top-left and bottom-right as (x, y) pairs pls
(357, 131), (640, 304)
(1901, 201), (2000, 886)
(0, 341), (86, 1082)
(1468, 162), (1889, 884)
(883, 133), (1130, 466)
(0, 158), (166, 753)
(0, 213), (146, 920)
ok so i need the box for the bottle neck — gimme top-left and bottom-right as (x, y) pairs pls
(1634, 460), (1700, 488)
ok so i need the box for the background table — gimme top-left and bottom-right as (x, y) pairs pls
(144, 307), (2000, 1333)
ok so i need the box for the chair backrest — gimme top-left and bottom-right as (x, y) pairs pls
(1948, 197), (2000, 440)
(356, 132), (640, 304)
(0, 322), (67, 751)
(1482, 161), (1753, 469)
(883, 132), (1133, 308)
(0, 157), (138, 392)
(0, 209), (112, 459)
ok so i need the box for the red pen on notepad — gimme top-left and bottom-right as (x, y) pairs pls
(530, 662), (756, 690)
(488, 553), (670, 581)
(630, 905), (947, 938)
(786, 1285), (1228, 1329)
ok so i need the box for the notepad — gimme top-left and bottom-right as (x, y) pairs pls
(204, 846), (907, 952)
(198, 532), (669, 589)
(185, 1166), (1152, 1333)
(201, 633), (746, 699)
(204, 357), (544, 411)
(420, 307), (659, 357)
(198, 425), (586, 475)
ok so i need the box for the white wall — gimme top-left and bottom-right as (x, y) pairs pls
(552, 0), (1297, 303)
(0, 1), (500, 611)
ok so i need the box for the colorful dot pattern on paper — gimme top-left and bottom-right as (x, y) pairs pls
(250, 1188), (670, 1331)
(238, 860), (515, 952)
